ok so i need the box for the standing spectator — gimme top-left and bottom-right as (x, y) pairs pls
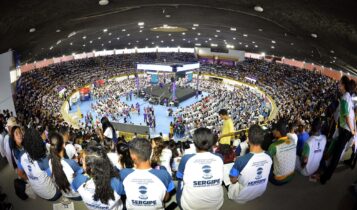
(177, 128), (224, 210)
(218, 109), (235, 145)
(9, 125), (27, 180)
(321, 76), (355, 184)
(72, 145), (124, 209)
(229, 125), (272, 203)
(268, 120), (297, 185)
(151, 137), (173, 175)
(18, 128), (62, 201)
(297, 125), (310, 156)
(121, 138), (174, 210)
(296, 118), (326, 177)
(101, 117), (117, 143)
(59, 126), (78, 160)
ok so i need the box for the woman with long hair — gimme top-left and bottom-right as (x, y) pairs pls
(9, 125), (27, 180)
(48, 132), (82, 200)
(116, 142), (134, 170)
(151, 137), (173, 175)
(72, 145), (124, 210)
(19, 128), (61, 201)
(101, 117), (117, 143)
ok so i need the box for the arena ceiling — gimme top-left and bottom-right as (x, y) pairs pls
(1, 0), (357, 74)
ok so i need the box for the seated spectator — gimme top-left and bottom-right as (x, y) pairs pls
(18, 128), (62, 201)
(72, 145), (124, 210)
(151, 137), (173, 175)
(59, 126), (78, 160)
(296, 118), (326, 177)
(229, 125), (272, 203)
(48, 133), (83, 200)
(235, 136), (249, 157)
(177, 128), (224, 210)
(115, 142), (134, 170)
(216, 144), (235, 164)
(268, 120), (297, 185)
(297, 125), (310, 156)
(287, 124), (298, 145)
(121, 138), (174, 209)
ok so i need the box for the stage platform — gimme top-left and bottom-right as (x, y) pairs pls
(142, 84), (196, 103)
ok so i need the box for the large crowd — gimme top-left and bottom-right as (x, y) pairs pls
(0, 52), (356, 210)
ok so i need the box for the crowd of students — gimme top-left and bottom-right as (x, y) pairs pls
(0, 53), (356, 209)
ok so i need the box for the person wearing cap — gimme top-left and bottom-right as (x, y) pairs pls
(268, 119), (297, 185)
(4, 117), (18, 169)
(218, 109), (235, 145)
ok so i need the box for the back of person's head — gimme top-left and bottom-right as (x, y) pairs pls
(151, 137), (165, 166)
(116, 142), (134, 168)
(48, 132), (71, 193)
(84, 145), (118, 204)
(311, 117), (322, 134)
(297, 124), (305, 133)
(193, 127), (214, 151)
(23, 128), (47, 161)
(248, 125), (265, 146)
(129, 138), (152, 162)
(273, 119), (288, 137)
(218, 109), (228, 116)
(340, 75), (352, 93)
(217, 144), (232, 156)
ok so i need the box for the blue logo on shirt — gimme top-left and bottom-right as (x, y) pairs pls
(138, 186), (148, 200)
(202, 165), (213, 179)
(255, 167), (263, 180)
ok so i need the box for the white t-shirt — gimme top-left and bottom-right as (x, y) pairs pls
(4, 135), (14, 169)
(65, 144), (78, 159)
(287, 133), (298, 145)
(72, 174), (124, 210)
(228, 152), (272, 203)
(104, 127), (114, 139)
(121, 168), (175, 210)
(19, 153), (58, 200)
(296, 134), (326, 176)
(49, 158), (82, 198)
(0, 133), (5, 157)
(160, 148), (172, 176)
(183, 143), (196, 155)
(177, 152), (224, 210)
(107, 152), (121, 170)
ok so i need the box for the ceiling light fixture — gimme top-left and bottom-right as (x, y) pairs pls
(103, 29), (108, 33)
(254, 6), (264, 12)
(230, 27), (236, 31)
(99, 0), (109, 6)
(138, 22), (145, 26)
(29, 28), (36, 33)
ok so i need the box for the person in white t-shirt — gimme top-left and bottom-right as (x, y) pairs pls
(177, 127), (224, 210)
(72, 145), (124, 210)
(4, 117), (18, 169)
(121, 138), (175, 210)
(59, 126), (78, 160)
(296, 118), (326, 177)
(229, 125), (272, 203)
(287, 124), (298, 145)
(48, 132), (82, 200)
(18, 128), (62, 201)
(151, 137), (173, 175)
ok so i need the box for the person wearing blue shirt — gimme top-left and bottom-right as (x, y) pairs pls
(297, 125), (310, 156)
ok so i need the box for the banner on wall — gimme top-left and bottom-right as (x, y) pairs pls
(186, 71), (193, 83)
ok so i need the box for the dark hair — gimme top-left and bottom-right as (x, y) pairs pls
(101, 117), (115, 140)
(23, 128), (47, 161)
(193, 127), (214, 151)
(85, 145), (119, 204)
(151, 137), (165, 167)
(350, 79), (356, 95)
(340, 75), (352, 93)
(248, 125), (265, 146)
(273, 119), (288, 137)
(116, 143), (134, 168)
(10, 125), (22, 150)
(217, 144), (232, 156)
(59, 126), (69, 136)
(49, 132), (71, 193)
(311, 118), (322, 134)
(218, 109), (228, 116)
(129, 138), (152, 161)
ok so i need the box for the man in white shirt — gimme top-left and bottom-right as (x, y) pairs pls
(177, 128), (224, 210)
(229, 125), (272, 203)
(287, 124), (298, 145)
(296, 118), (327, 176)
